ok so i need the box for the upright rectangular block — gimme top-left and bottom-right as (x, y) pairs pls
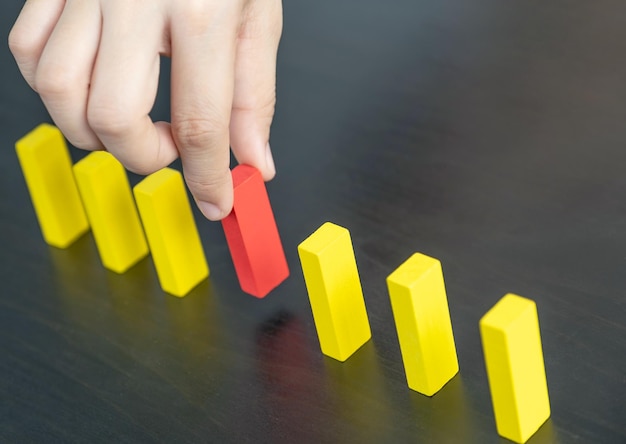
(133, 168), (209, 297)
(386, 253), (459, 396)
(74, 152), (149, 273)
(480, 294), (551, 443)
(297, 222), (371, 362)
(15, 123), (89, 248)
(221, 165), (289, 298)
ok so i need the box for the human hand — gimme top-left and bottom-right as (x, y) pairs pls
(9, 0), (282, 220)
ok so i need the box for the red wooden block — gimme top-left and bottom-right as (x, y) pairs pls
(221, 165), (289, 298)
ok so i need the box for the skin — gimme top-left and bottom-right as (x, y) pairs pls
(9, 0), (283, 220)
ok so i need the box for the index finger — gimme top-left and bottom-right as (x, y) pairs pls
(169, 4), (241, 220)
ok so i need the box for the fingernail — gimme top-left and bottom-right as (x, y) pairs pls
(265, 142), (276, 177)
(197, 200), (223, 221)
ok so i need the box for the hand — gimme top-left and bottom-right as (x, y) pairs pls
(9, 0), (282, 220)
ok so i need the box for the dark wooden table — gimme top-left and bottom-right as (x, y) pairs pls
(1, 1), (624, 442)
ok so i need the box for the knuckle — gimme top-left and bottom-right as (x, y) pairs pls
(87, 103), (134, 139)
(239, 1), (283, 41)
(257, 95), (277, 117)
(233, 94), (276, 122)
(173, 114), (229, 151)
(34, 65), (76, 98)
(8, 25), (35, 59)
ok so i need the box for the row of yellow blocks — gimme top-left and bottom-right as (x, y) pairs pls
(16, 124), (208, 297)
(18, 124), (549, 443)
(298, 222), (551, 444)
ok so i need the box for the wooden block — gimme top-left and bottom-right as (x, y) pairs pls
(221, 165), (289, 298)
(480, 294), (551, 443)
(74, 151), (149, 273)
(15, 123), (89, 248)
(297, 222), (371, 362)
(386, 253), (459, 396)
(133, 168), (209, 297)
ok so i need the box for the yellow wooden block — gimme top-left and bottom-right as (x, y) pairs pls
(297, 222), (371, 362)
(480, 294), (551, 443)
(133, 168), (209, 297)
(74, 152), (149, 273)
(15, 123), (89, 248)
(386, 253), (459, 396)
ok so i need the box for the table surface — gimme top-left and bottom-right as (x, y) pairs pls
(1, 1), (624, 443)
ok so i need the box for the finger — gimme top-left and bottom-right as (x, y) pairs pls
(87, 2), (178, 173)
(35, 0), (102, 150)
(230, 0), (283, 181)
(170, 3), (241, 221)
(8, 0), (66, 90)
